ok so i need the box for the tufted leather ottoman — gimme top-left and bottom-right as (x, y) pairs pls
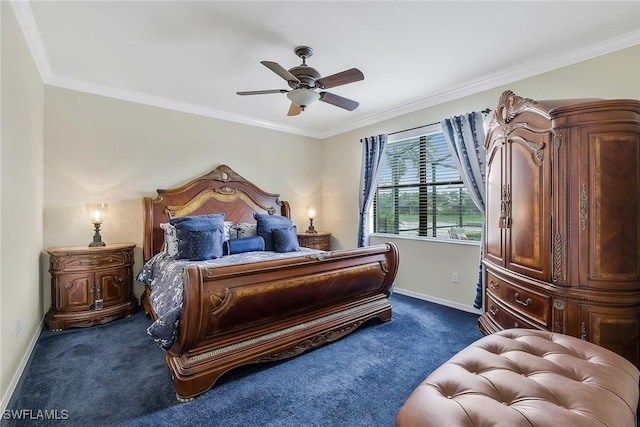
(396, 329), (639, 427)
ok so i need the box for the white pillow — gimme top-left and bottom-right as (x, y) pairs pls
(224, 221), (235, 241)
(160, 222), (178, 257)
(233, 223), (257, 239)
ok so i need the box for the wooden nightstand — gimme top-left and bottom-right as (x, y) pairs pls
(297, 231), (331, 251)
(45, 243), (138, 331)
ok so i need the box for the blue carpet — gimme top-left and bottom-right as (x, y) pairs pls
(4, 294), (483, 427)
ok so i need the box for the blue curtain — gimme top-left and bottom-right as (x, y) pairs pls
(441, 112), (488, 309)
(358, 135), (387, 247)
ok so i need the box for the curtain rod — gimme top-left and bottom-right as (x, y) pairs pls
(388, 108), (491, 136)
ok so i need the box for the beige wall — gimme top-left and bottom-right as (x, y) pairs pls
(1, 3), (45, 407)
(324, 45), (640, 311)
(43, 87), (323, 305)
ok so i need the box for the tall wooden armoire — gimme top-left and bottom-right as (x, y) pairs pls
(479, 90), (640, 368)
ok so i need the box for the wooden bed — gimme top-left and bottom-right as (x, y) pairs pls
(140, 164), (400, 401)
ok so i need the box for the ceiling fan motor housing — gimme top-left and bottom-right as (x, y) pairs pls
(287, 65), (320, 89)
(288, 46), (320, 89)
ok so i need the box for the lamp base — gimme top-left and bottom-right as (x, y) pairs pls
(306, 218), (317, 234)
(89, 223), (106, 247)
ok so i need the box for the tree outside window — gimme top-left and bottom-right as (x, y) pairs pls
(373, 126), (482, 241)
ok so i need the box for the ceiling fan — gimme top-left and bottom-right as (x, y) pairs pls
(236, 46), (364, 116)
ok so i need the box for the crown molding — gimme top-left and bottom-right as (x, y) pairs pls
(12, 1), (639, 141)
(46, 75), (322, 138)
(10, 0), (52, 81)
(319, 29), (640, 139)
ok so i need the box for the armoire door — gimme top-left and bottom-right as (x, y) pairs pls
(577, 122), (640, 292)
(505, 127), (551, 281)
(576, 302), (640, 368)
(484, 140), (506, 267)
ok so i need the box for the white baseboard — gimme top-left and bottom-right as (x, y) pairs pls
(393, 288), (483, 315)
(1, 319), (44, 413)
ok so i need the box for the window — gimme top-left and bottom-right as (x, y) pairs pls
(373, 124), (482, 241)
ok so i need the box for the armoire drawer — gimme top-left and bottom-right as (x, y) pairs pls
(486, 294), (540, 330)
(486, 272), (551, 327)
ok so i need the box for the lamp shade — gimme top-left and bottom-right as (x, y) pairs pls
(307, 206), (317, 219)
(86, 203), (108, 224)
(287, 88), (320, 108)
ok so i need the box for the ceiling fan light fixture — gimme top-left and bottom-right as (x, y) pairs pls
(238, 46), (363, 115)
(287, 88), (320, 109)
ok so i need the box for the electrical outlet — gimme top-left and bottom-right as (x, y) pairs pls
(15, 319), (21, 337)
(452, 273), (459, 284)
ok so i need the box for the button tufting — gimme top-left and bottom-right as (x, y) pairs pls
(397, 330), (640, 427)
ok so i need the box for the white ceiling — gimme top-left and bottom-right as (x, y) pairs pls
(12, 1), (640, 138)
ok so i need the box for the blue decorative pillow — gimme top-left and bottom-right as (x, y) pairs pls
(224, 235), (265, 255)
(253, 213), (293, 251)
(187, 229), (224, 261)
(170, 213), (225, 229)
(170, 214), (225, 259)
(272, 226), (300, 253)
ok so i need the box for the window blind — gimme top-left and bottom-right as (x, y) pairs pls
(373, 125), (482, 240)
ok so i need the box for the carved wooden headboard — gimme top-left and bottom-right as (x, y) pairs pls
(142, 165), (290, 262)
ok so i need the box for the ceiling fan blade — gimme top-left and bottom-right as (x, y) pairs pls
(236, 89), (289, 96)
(317, 68), (364, 89)
(261, 61), (300, 83)
(287, 103), (302, 116)
(319, 92), (359, 111)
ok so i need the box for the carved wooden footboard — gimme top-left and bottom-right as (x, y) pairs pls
(141, 165), (399, 401)
(168, 243), (398, 400)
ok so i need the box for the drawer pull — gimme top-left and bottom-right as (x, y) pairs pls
(514, 322), (519, 328)
(514, 293), (532, 307)
(489, 306), (498, 316)
(489, 281), (499, 290)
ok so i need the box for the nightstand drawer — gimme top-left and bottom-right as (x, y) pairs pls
(486, 272), (551, 327)
(297, 232), (331, 251)
(59, 253), (127, 271)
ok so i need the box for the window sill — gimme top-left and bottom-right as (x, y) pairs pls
(369, 233), (481, 247)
